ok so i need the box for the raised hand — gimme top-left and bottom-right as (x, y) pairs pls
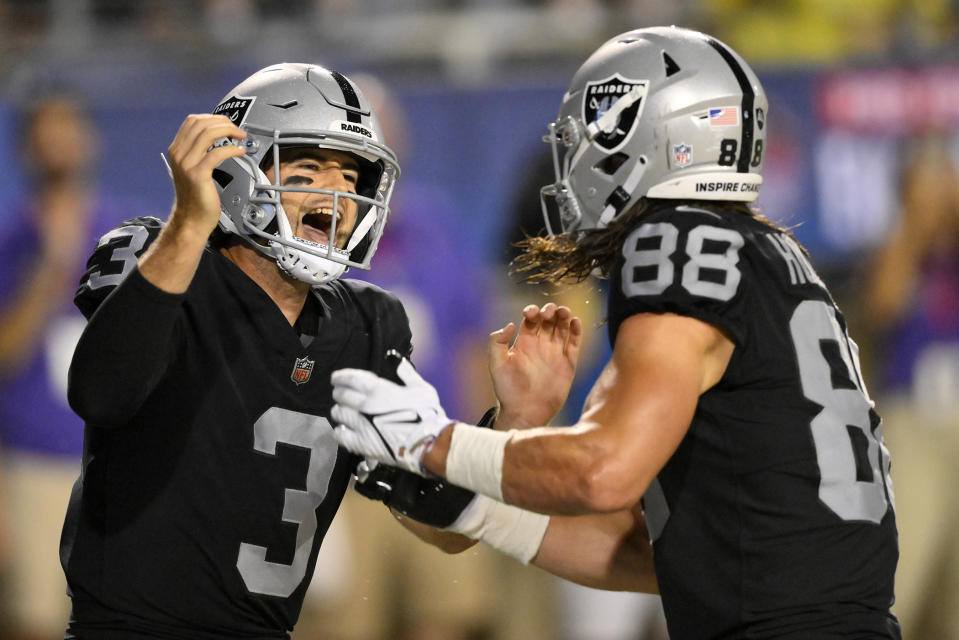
(139, 115), (247, 294)
(165, 114), (247, 237)
(331, 357), (454, 474)
(489, 302), (582, 429)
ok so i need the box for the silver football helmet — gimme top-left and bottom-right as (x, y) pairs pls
(211, 63), (400, 284)
(541, 26), (768, 234)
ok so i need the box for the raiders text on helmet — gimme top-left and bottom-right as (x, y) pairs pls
(211, 63), (400, 284)
(541, 26), (768, 234)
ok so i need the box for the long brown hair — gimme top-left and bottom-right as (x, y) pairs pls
(510, 198), (797, 286)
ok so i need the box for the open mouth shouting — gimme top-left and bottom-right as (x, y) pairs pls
(298, 207), (338, 247)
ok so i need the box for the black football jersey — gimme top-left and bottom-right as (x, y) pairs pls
(608, 204), (900, 639)
(62, 217), (412, 639)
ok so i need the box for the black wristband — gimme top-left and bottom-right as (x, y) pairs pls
(352, 407), (497, 527)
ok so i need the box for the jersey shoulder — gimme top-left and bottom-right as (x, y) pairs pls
(328, 278), (413, 363)
(334, 278), (406, 324)
(75, 216), (166, 318)
(608, 204), (788, 346)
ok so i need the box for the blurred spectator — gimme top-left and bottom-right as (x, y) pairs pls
(0, 96), (130, 640)
(295, 74), (532, 640)
(497, 147), (668, 640)
(0, 0), (50, 49)
(859, 134), (959, 638)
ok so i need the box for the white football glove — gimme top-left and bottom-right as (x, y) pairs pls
(331, 357), (453, 475)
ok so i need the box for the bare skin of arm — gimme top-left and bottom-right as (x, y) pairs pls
(425, 311), (734, 515)
(416, 311), (731, 587)
(392, 302), (583, 553)
(527, 357), (660, 594)
(390, 509), (480, 553)
(423, 313), (734, 515)
(534, 505), (658, 593)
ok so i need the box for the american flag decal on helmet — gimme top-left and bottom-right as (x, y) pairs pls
(291, 356), (314, 385)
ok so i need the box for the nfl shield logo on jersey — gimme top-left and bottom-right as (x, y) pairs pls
(291, 356), (314, 385)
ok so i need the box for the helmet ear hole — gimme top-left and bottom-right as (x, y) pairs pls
(593, 153), (628, 176)
(213, 168), (234, 189)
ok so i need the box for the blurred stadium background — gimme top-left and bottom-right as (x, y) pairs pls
(2, 1), (958, 639)
(0, 0), (955, 263)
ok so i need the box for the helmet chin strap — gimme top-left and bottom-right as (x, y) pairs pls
(268, 203), (348, 285)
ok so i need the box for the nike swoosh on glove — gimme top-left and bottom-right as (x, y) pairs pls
(331, 357), (453, 475)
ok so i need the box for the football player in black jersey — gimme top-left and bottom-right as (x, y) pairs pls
(60, 64), (578, 639)
(330, 27), (902, 639)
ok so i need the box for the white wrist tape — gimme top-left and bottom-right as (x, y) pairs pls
(445, 424), (512, 502)
(447, 494), (550, 565)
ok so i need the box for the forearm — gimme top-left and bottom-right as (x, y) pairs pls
(427, 421), (622, 516)
(501, 424), (613, 514)
(389, 508), (479, 554)
(427, 320), (709, 517)
(137, 215), (213, 294)
(432, 490), (657, 590)
(534, 509), (658, 593)
(68, 267), (184, 426)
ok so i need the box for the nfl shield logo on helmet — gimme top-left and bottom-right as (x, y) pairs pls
(673, 143), (693, 167)
(583, 75), (647, 152)
(291, 356), (314, 385)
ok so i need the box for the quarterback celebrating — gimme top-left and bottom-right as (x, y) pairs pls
(331, 27), (901, 639)
(61, 64), (453, 638)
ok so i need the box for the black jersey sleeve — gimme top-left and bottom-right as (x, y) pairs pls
(607, 205), (754, 347)
(75, 216), (165, 319)
(68, 217), (187, 427)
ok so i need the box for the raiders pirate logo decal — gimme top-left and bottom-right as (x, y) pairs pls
(291, 356), (315, 385)
(583, 75), (647, 152)
(212, 94), (256, 127)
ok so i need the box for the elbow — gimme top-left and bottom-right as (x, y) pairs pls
(577, 460), (648, 513)
(67, 389), (131, 428)
(67, 368), (141, 428)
